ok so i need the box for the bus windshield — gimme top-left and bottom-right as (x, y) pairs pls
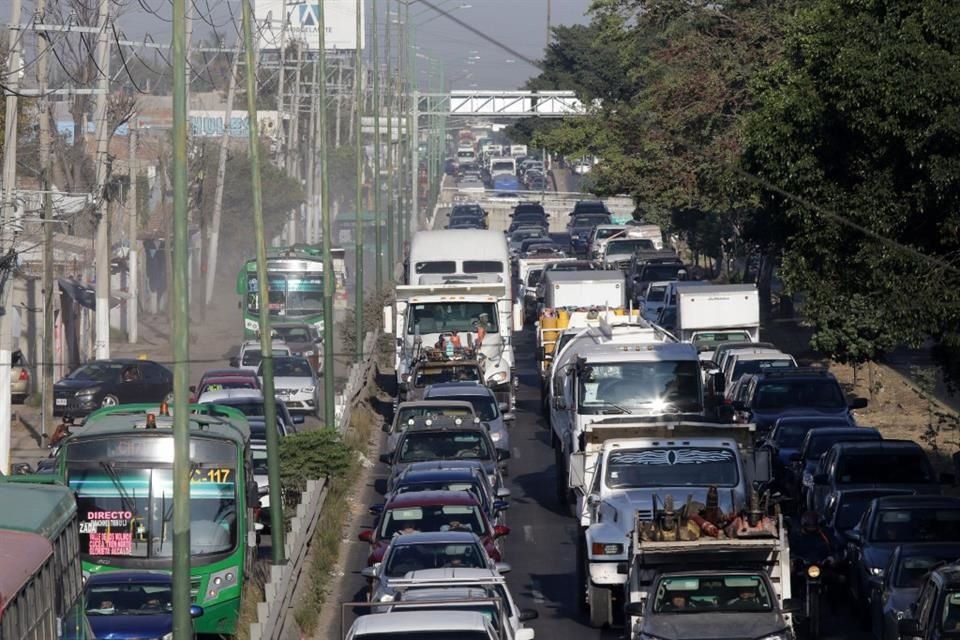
(406, 302), (499, 335)
(247, 273), (324, 318)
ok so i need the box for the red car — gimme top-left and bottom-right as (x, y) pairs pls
(358, 490), (509, 566)
(189, 368), (261, 403)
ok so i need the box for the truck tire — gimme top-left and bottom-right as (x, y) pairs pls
(576, 539), (588, 613)
(554, 446), (568, 506)
(588, 583), (612, 628)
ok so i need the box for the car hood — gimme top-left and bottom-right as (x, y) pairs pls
(642, 611), (787, 639)
(272, 376), (314, 389)
(55, 378), (103, 391)
(863, 544), (899, 572)
(88, 613), (173, 639)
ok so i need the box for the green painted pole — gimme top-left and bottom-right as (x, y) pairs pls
(241, 0), (285, 564)
(318, 0), (336, 428)
(372, 0), (382, 291)
(171, 0), (191, 631)
(354, 0), (364, 361)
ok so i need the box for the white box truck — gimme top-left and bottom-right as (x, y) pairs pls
(674, 283), (760, 360)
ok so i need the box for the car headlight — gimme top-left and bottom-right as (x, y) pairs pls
(869, 567), (884, 577)
(162, 633), (174, 640)
(378, 594), (395, 603)
(490, 432), (502, 442)
(301, 387), (316, 394)
(76, 387), (99, 397)
(302, 350), (314, 357)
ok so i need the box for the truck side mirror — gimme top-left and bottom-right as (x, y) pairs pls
(382, 305), (394, 335)
(712, 372), (725, 394)
(752, 448), (772, 484)
(624, 601), (645, 617)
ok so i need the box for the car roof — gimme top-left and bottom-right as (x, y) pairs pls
(397, 466), (482, 483)
(387, 530), (481, 546)
(201, 368), (256, 379)
(873, 495), (960, 509)
(728, 349), (792, 361)
(397, 400), (476, 410)
(756, 367), (838, 382)
(350, 611), (490, 634)
(85, 570), (173, 586)
(830, 440), (923, 453)
(403, 567), (503, 581)
(892, 542), (960, 558)
(198, 388), (264, 401)
(806, 426), (880, 438)
(385, 490), (481, 508)
(424, 382), (494, 398)
(775, 415), (852, 427)
(401, 460), (486, 474)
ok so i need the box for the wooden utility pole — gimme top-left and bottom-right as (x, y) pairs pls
(92, 0), (113, 361)
(204, 49), (241, 305)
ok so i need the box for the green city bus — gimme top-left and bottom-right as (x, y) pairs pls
(0, 482), (93, 639)
(236, 244), (347, 339)
(43, 403), (255, 636)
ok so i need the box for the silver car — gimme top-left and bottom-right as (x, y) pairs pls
(257, 355), (320, 417)
(422, 382), (512, 457)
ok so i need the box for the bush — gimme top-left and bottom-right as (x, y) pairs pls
(279, 429), (352, 501)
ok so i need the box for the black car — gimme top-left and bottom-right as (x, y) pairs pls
(513, 202), (547, 217)
(567, 213), (613, 253)
(570, 200), (609, 216)
(54, 359), (174, 417)
(507, 214), (549, 234)
(788, 426), (882, 506)
(896, 561), (960, 640)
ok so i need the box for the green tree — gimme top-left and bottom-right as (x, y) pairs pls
(743, 0), (960, 363)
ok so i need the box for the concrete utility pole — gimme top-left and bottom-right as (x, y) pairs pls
(127, 124), (139, 343)
(276, 6), (288, 171)
(384, 1), (395, 281)
(0, 0), (24, 474)
(317, 1), (336, 428)
(335, 58), (343, 148)
(409, 89), (418, 237)
(354, 0), (364, 360)
(288, 46), (303, 179)
(37, 0), (55, 441)
(92, 0), (113, 361)
(305, 60), (318, 244)
(372, 0), (382, 291)
(547, 0), (552, 46)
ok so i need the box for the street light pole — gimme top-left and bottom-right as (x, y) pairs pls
(318, 0), (336, 428)
(372, 0), (383, 291)
(353, 0), (364, 360)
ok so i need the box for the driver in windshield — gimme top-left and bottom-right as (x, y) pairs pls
(725, 587), (761, 609)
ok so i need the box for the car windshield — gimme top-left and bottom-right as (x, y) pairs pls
(261, 358), (313, 377)
(775, 422), (839, 449)
(574, 203), (607, 214)
(430, 394), (498, 421)
(871, 509), (960, 543)
(754, 379), (846, 410)
(692, 332), (755, 351)
(274, 326), (313, 342)
(383, 542), (487, 577)
(838, 452), (933, 485)
(398, 431), (493, 463)
(85, 583), (172, 615)
(199, 380), (256, 395)
(396, 482), (485, 508)
(572, 215), (610, 228)
(606, 447), (739, 489)
(594, 228), (622, 241)
(606, 239), (655, 256)
(380, 504), (486, 538)
(895, 554), (960, 589)
(526, 270), (543, 287)
(641, 264), (685, 281)
(653, 575), (772, 613)
(510, 230), (544, 243)
(732, 358), (795, 382)
(805, 432), (879, 459)
(578, 360), (701, 413)
(67, 362), (123, 382)
(414, 366), (481, 387)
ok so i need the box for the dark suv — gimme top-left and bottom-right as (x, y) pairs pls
(567, 213), (612, 253)
(734, 368), (867, 436)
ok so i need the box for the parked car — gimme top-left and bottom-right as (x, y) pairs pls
(810, 440), (941, 514)
(873, 543), (960, 640)
(54, 359), (174, 417)
(357, 490), (510, 566)
(10, 349), (29, 403)
(845, 496), (960, 624)
(256, 355), (320, 416)
(189, 368), (261, 403)
(84, 571), (202, 639)
(789, 426), (883, 507)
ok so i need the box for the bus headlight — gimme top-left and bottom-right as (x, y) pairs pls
(206, 566), (239, 602)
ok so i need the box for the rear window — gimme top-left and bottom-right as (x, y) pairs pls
(805, 432), (879, 458)
(463, 261), (504, 274)
(753, 379), (845, 410)
(416, 261), (456, 274)
(871, 509), (960, 543)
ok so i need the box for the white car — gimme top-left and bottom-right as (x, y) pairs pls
(371, 568), (537, 640)
(256, 355), (320, 417)
(572, 160), (592, 175)
(346, 610), (498, 640)
(230, 340), (292, 372)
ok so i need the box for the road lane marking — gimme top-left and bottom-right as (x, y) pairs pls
(530, 578), (546, 605)
(523, 524), (535, 543)
(513, 447), (521, 460)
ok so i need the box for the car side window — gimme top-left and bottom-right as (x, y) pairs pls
(916, 579), (939, 630)
(143, 363), (167, 383)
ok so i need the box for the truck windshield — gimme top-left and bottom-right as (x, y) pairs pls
(578, 361), (701, 413)
(606, 447), (738, 488)
(407, 302), (500, 335)
(653, 574), (772, 613)
(414, 365), (481, 387)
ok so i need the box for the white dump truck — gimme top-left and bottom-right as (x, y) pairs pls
(566, 420), (776, 627)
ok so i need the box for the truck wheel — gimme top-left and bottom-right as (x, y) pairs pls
(576, 540), (588, 613)
(588, 583), (612, 628)
(554, 447), (568, 506)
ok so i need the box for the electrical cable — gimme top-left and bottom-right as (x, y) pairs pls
(112, 22), (147, 94)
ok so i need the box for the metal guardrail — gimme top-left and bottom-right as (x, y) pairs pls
(334, 330), (380, 434)
(248, 477), (329, 640)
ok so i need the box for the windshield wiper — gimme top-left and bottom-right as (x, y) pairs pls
(100, 462), (138, 514)
(589, 401), (631, 415)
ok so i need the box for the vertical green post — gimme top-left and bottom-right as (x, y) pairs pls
(396, 0), (406, 257)
(354, 0), (364, 361)
(170, 0), (191, 632)
(372, 0), (382, 291)
(384, 2), (394, 282)
(318, 0), (336, 428)
(242, 0), (285, 563)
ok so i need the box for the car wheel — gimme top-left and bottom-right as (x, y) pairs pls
(101, 394), (119, 407)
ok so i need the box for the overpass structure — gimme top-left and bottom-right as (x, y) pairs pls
(415, 90), (590, 118)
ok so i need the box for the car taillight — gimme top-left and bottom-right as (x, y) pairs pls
(18, 369), (28, 381)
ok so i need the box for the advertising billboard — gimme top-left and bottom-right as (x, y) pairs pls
(255, 0), (364, 52)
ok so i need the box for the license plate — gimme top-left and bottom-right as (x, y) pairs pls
(55, 398), (67, 406)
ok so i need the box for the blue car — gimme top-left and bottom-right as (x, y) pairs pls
(760, 415), (854, 489)
(84, 571), (203, 640)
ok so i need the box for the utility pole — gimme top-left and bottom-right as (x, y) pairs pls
(37, 0), (55, 442)
(0, 0), (24, 474)
(241, 0), (285, 564)
(205, 49), (240, 305)
(92, 0), (112, 361)
(335, 59), (343, 148)
(384, 2), (394, 281)
(318, 1), (336, 428)
(372, 0), (382, 291)
(127, 124), (138, 344)
(170, 0), (192, 631)
(547, 0), (552, 46)
(305, 60), (318, 244)
(396, 0), (407, 255)
(276, 7), (288, 172)
(289, 46), (303, 179)
(409, 89), (418, 237)
(354, 0), (364, 361)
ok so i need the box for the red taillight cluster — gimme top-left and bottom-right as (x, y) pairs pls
(18, 369), (28, 381)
